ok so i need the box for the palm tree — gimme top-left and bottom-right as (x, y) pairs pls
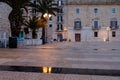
(23, 16), (43, 39)
(30, 0), (58, 44)
(0, 0), (32, 37)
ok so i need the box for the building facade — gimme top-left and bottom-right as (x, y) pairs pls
(48, 0), (120, 42)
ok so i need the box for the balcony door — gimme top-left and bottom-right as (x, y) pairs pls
(94, 20), (99, 28)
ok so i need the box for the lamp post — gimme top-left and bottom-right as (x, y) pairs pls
(42, 13), (51, 44)
(106, 27), (111, 42)
(63, 27), (68, 41)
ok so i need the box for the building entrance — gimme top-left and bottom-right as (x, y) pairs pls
(75, 34), (81, 42)
(57, 34), (63, 42)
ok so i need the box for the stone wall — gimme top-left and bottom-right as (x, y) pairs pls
(63, 4), (120, 42)
(0, 2), (11, 38)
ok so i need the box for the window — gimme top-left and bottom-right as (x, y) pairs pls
(57, 16), (63, 22)
(33, 1), (36, 4)
(112, 31), (116, 37)
(32, 9), (36, 13)
(94, 8), (98, 14)
(110, 21), (117, 27)
(76, 8), (80, 14)
(49, 17), (52, 21)
(49, 24), (52, 27)
(94, 21), (99, 28)
(57, 24), (63, 30)
(94, 32), (98, 37)
(57, 0), (63, 6)
(74, 21), (81, 29)
(58, 9), (63, 13)
(112, 8), (116, 13)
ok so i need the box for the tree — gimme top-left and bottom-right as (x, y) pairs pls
(0, 0), (32, 37)
(30, 0), (58, 44)
(23, 16), (43, 39)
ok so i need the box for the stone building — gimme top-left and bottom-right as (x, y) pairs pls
(48, 0), (120, 42)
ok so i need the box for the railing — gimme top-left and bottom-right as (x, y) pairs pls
(110, 26), (119, 30)
(66, 0), (120, 5)
(74, 26), (82, 30)
(92, 26), (101, 30)
(56, 21), (64, 24)
(56, 29), (64, 32)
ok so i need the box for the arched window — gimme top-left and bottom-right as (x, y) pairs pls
(94, 8), (98, 14)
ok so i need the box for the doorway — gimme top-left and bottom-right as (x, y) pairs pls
(75, 34), (81, 42)
(57, 34), (63, 42)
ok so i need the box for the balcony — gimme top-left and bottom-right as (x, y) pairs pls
(92, 26), (101, 30)
(110, 26), (119, 30)
(66, 0), (120, 5)
(56, 21), (64, 24)
(56, 28), (64, 32)
(74, 26), (82, 30)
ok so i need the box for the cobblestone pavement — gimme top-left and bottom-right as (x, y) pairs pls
(0, 41), (120, 80)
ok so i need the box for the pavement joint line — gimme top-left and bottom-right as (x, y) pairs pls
(0, 65), (120, 77)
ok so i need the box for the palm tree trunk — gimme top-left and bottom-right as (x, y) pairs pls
(42, 26), (46, 44)
(32, 30), (37, 39)
(9, 11), (20, 37)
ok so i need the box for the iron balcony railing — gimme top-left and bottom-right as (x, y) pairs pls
(92, 26), (101, 30)
(110, 26), (119, 30)
(74, 26), (82, 30)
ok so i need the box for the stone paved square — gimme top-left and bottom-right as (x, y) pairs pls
(0, 42), (120, 80)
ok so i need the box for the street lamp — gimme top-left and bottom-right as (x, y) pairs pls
(42, 13), (52, 44)
(63, 27), (68, 41)
(43, 13), (52, 19)
(106, 27), (111, 42)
